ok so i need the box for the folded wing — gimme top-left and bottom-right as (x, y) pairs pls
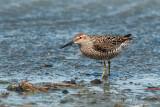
(93, 34), (132, 53)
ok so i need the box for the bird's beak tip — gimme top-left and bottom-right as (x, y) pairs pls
(60, 41), (73, 49)
(59, 45), (65, 49)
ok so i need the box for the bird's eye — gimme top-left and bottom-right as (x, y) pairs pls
(79, 36), (82, 39)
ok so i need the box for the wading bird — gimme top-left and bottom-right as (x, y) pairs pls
(60, 33), (132, 80)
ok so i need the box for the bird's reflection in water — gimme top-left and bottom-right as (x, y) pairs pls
(103, 78), (110, 93)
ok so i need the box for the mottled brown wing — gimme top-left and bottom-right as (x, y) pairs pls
(93, 34), (132, 52)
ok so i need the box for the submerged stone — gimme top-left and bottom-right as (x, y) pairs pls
(62, 90), (69, 94)
(90, 79), (102, 84)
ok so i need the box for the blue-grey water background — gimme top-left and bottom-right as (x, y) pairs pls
(0, 0), (160, 107)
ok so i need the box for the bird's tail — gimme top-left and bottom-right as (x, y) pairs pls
(123, 34), (132, 41)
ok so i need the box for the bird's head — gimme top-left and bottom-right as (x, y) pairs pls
(60, 33), (91, 48)
(73, 33), (91, 44)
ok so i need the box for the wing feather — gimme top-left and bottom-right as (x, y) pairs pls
(92, 34), (132, 52)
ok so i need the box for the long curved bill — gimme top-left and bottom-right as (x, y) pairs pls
(60, 41), (74, 49)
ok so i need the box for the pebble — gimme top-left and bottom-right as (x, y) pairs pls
(62, 90), (69, 94)
(90, 79), (102, 84)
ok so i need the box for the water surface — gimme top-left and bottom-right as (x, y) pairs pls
(0, 0), (160, 107)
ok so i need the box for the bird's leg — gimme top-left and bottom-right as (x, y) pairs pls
(108, 60), (111, 76)
(102, 60), (108, 80)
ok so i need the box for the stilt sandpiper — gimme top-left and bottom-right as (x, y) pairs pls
(60, 33), (132, 80)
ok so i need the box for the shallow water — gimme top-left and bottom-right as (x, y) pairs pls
(0, 0), (160, 106)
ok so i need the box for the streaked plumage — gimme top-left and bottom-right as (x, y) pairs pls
(60, 33), (132, 80)
(79, 34), (132, 60)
